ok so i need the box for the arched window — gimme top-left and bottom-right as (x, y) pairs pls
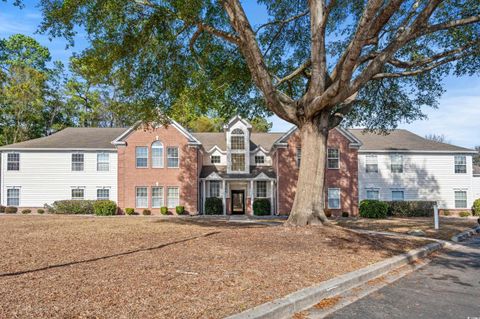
(231, 129), (245, 150)
(231, 128), (244, 135)
(151, 141), (164, 168)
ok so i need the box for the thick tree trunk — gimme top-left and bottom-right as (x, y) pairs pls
(286, 113), (330, 226)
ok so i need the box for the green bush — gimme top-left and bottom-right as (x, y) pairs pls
(359, 200), (388, 219)
(205, 197), (223, 215)
(37, 209), (45, 214)
(443, 210), (451, 216)
(386, 201), (436, 217)
(459, 211), (470, 217)
(142, 209), (152, 216)
(472, 198), (480, 217)
(160, 207), (168, 215)
(253, 198), (271, 216)
(50, 200), (96, 214)
(5, 206), (18, 214)
(176, 206), (185, 215)
(125, 208), (135, 215)
(21, 209), (31, 214)
(0, 205), (5, 213)
(93, 200), (117, 216)
(342, 211), (349, 218)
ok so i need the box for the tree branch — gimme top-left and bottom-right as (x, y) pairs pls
(255, 10), (309, 34)
(275, 60), (311, 87)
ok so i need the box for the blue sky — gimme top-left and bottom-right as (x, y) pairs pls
(1, 1), (479, 148)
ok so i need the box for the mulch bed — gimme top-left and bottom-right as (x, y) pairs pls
(0, 215), (429, 318)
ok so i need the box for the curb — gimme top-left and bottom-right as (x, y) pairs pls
(226, 242), (445, 319)
(451, 225), (480, 242)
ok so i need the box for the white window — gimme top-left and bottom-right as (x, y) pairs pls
(211, 155), (221, 164)
(327, 149), (339, 169)
(72, 153), (84, 171)
(97, 188), (110, 200)
(454, 190), (467, 208)
(7, 153), (20, 171)
(71, 188), (85, 200)
(392, 190), (404, 201)
(255, 155), (265, 164)
(328, 188), (341, 209)
(151, 186), (164, 208)
(136, 147), (148, 168)
(7, 188), (20, 206)
(256, 181), (267, 198)
(167, 187), (180, 207)
(454, 156), (466, 174)
(167, 147), (179, 168)
(390, 154), (403, 173)
(209, 181), (221, 198)
(366, 155), (378, 173)
(366, 189), (380, 200)
(152, 141), (164, 168)
(231, 153), (245, 171)
(296, 147), (301, 168)
(97, 153), (110, 171)
(136, 187), (148, 208)
(231, 129), (245, 150)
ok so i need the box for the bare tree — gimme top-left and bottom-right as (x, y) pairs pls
(425, 134), (449, 143)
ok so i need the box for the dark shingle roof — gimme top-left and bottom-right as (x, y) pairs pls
(192, 132), (283, 152)
(200, 165), (276, 179)
(0, 127), (128, 150)
(348, 129), (475, 153)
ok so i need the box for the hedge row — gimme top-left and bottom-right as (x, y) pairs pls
(253, 198), (271, 216)
(360, 200), (437, 218)
(46, 200), (117, 215)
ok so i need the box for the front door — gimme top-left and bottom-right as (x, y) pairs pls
(231, 190), (245, 215)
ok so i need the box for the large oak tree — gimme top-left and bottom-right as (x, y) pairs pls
(26, 0), (480, 225)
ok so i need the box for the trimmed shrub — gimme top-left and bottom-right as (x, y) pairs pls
(443, 210), (451, 216)
(0, 205), (5, 213)
(50, 200), (95, 214)
(386, 201), (436, 217)
(459, 211), (470, 217)
(93, 200), (117, 216)
(5, 206), (18, 214)
(205, 197), (223, 215)
(37, 209), (45, 214)
(342, 211), (349, 218)
(125, 208), (135, 215)
(359, 200), (388, 219)
(472, 198), (480, 217)
(176, 206), (185, 215)
(21, 209), (32, 214)
(142, 209), (152, 216)
(253, 198), (271, 216)
(160, 207), (168, 215)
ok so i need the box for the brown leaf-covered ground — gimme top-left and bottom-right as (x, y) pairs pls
(0, 215), (429, 318)
(335, 217), (478, 240)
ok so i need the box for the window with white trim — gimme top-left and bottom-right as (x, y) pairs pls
(392, 190), (404, 201)
(454, 190), (467, 208)
(327, 149), (339, 169)
(7, 153), (20, 171)
(211, 155), (221, 164)
(256, 181), (267, 198)
(296, 147), (301, 168)
(136, 187), (148, 208)
(7, 188), (20, 206)
(167, 187), (180, 207)
(328, 188), (341, 209)
(231, 129), (245, 150)
(97, 153), (109, 171)
(151, 186), (164, 208)
(97, 188), (110, 200)
(71, 188), (85, 200)
(136, 147), (148, 168)
(390, 154), (403, 173)
(152, 141), (164, 168)
(366, 189), (380, 200)
(209, 181), (221, 198)
(366, 155), (378, 173)
(255, 155), (265, 164)
(231, 154), (245, 172)
(454, 156), (466, 174)
(72, 153), (84, 171)
(167, 147), (179, 168)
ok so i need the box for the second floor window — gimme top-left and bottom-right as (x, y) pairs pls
(209, 181), (221, 197)
(255, 181), (267, 198)
(72, 153), (84, 171)
(7, 153), (20, 171)
(211, 155), (221, 164)
(366, 155), (378, 173)
(231, 154), (245, 171)
(136, 147), (148, 168)
(255, 155), (265, 164)
(231, 129), (245, 150)
(327, 149), (339, 169)
(390, 154), (403, 173)
(97, 153), (109, 171)
(167, 147), (179, 168)
(454, 155), (466, 174)
(152, 141), (164, 168)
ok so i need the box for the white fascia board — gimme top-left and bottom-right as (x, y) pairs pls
(358, 149), (478, 154)
(273, 126), (297, 146)
(206, 145), (227, 154)
(224, 115), (252, 130)
(0, 148), (117, 152)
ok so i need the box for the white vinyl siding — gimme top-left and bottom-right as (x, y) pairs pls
(151, 187), (164, 208)
(97, 153), (109, 171)
(327, 149), (339, 169)
(7, 188), (20, 206)
(136, 147), (148, 168)
(167, 187), (179, 208)
(328, 188), (341, 209)
(7, 153), (20, 171)
(72, 153), (84, 171)
(454, 156), (466, 174)
(136, 187), (148, 208)
(167, 147), (179, 168)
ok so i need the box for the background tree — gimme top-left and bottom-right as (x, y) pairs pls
(474, 145), (480, 166)
(425, 133), (449, 143)
(29, 0), (480, 225)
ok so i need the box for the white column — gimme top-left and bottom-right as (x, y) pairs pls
(222, 180), (227, 215)
(270, 180), (274, 215)
(250, 180), (254, 215)
(202, 180), (206, 215)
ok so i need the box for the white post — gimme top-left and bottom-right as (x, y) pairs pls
(222, 180), (226, 215)
(434, 205), (439, 230)
(202, 180), (206, 215)
(250, 180), (254, 215)
(270, 180), (274, 215)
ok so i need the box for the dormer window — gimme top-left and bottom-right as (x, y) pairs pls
(211, 155), (221, 164)
(255, 155), (265, 164)
(231, 129), (245, 150)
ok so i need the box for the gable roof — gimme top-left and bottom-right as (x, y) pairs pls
(0, 127), (128, 150)
(349, 129), (476, 153)
(273, 126), (362, 148)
